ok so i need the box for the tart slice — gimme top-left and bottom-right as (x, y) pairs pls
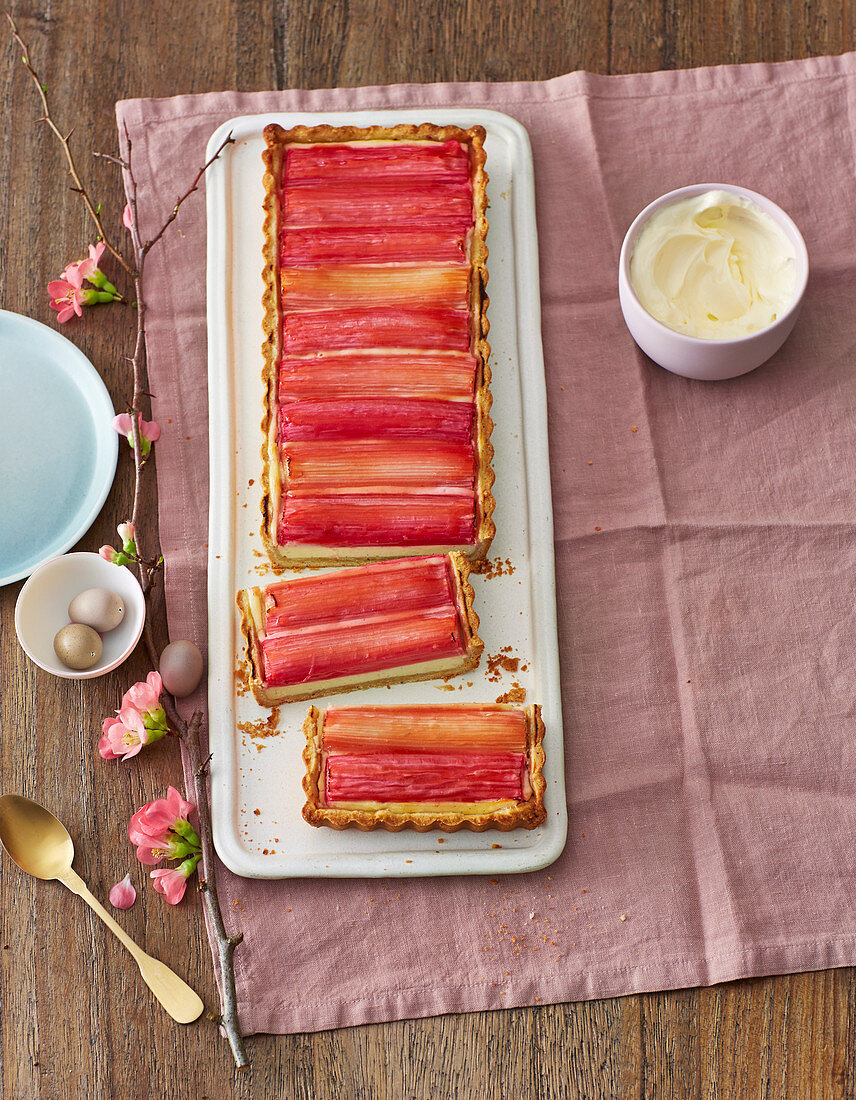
(261, 122), (494, 569)
(237, 552), (482, 706)
(302, 703), (546, 832)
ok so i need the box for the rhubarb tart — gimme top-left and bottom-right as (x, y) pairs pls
(261, 122), (495, 568)
(237, 551), (482, 706)
(302, 703), (546, 832)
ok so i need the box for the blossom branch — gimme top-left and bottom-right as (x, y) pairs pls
(120, 130), (248, 1071)
(8, 14), (247, 1068)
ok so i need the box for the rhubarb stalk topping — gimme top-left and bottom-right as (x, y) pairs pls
(320, 705), (529, 806)
(275, 136), (485, 552)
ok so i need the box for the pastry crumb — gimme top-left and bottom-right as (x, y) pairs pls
(486, 650), (520, 682)
(237, 707), (281, 740)
(495, 683), (526, 704)
(234, 661), (250, 696)
(476, 556), (515, 579)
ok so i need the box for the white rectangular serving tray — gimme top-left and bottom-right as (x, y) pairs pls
(206, 109), (567, 878)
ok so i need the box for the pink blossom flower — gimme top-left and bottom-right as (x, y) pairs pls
(59, 262), (85, 290)
(109, 873), (137, 910)
(98, 705), (150, 761)
(53, 240), (120, 309)
(99, 671), (169, 763)
(112, 412), (161, 457)
(48, 278), (85, 322)
(48, 267), (120, 322)
(130, 785), (194, 842)
(128, 786), (200, 866)
(150, 855), (199, 905)
(122, 672), (167, 739)
(123, 203), (134, 231)
(99, 543), (131, 566)
(88, 240), (107, 265)
(113, 412), (161, 443)
(62, 243), (108, 290)
(77, 242), (107, 284)
(113, 520), (137, 559)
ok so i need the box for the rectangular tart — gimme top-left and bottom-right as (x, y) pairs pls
(302, 703), (546, 832)
(261, 122), (495, 569)
(237, 552), (482, 706)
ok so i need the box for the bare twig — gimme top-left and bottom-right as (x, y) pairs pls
(141, 133), (234, 256)
(7, 11), (248, 1068)
(93, 151), (128, 169)
(6, 12), (133, 275)
(183, 714), (246, 1067)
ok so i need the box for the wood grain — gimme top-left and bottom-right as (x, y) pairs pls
(2, 0), (855, 1096)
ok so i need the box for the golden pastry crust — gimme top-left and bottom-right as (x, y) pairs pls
(236, 551), (483, 707)
(301, 704), (546, 832)
(260, 122), (495, 571)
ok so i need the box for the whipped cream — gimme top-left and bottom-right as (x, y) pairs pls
(629, 190), (797, 340)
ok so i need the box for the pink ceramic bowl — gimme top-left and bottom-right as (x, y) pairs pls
(618, 183), (809, 381)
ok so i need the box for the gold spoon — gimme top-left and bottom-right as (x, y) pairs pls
(0, 794), (204, 1024)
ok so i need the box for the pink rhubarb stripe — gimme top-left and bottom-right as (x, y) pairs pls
(261, 607), (464, 687)
(325, 752), (525, 803)
(280, 264), (470, 309)
(284, 140), (470, 183)
(282, 181), (473, 230)
(278, 398), (474, 443)
(277, 353), (477, 402)
(264, 555), (454, 630)
(281, 226), (470, 267)
(282, 307), (472, 354)
(322, 705), (528, 753)
(278, 493), (476, 546)
(283, 439), (476, 493)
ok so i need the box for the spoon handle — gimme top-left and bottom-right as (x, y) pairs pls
(59, 868), (205, 1024)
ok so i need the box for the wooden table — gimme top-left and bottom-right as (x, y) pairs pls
(2, 2), (854, 1096)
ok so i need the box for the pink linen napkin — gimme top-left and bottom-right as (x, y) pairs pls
(117, 52), (856, 1035)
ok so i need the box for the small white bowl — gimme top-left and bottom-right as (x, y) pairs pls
(618, 183), (809, 381)
(15, 552), (146, 679)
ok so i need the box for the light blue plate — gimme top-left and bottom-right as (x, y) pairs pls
(0, 310), (118, 585)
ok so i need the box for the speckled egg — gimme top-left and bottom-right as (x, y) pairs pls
(68, 587), (126, 633)
(53, 623), (103, 670)
(159, 640), (204, 697)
